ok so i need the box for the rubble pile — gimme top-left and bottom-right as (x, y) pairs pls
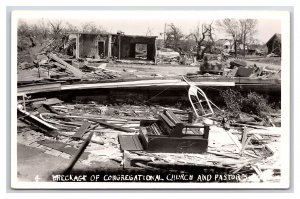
(18, 52), (123, 84)
(17, 96), (281, 182)
(195, 55), (281, 79)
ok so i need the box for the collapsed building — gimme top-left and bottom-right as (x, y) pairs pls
(266, 33), (281, 56)
(66, 32), (157, 61)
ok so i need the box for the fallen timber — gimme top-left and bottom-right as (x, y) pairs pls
(61, 79), (235, 90)
(17, 77), (280, 95)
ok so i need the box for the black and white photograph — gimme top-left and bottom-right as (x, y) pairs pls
(11, 10), (290, 189)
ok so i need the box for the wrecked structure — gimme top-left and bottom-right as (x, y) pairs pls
(16, 28), (283, 184)
(266, 33), (281, 56)
(16, 84), (282, 183)
(67, 32), (157, 61)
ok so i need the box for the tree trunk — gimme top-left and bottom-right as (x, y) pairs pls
(200, 46), (209, 59)
(196, 42), (201, 60)
(243, 34), (246, 57)
(234, 40), (237, 57)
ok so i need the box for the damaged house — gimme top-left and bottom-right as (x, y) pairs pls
(266, 33), (281, 56)
(66, 32), (157, 61)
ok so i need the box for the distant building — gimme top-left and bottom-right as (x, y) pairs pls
(215, 39), (234, 52)
(66, 32), (157, 61)
(215, 39), (246, 53)
(266, 33), (281, 56)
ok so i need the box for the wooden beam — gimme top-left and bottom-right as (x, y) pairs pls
(71, 121), (92, 140)
(63, 131), (94, 174)
(18, 108), (58, 137)
(61, 79), (235, 90)
(89, 118), (134, 132)
(18, 83), (62, 94)
(48, 53), (84, 78)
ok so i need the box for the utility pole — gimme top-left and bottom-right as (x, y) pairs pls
(164, 23), (167, 48)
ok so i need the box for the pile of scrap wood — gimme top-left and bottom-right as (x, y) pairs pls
(16, 96), (281, 182)
(18, 52), (84, 79)
(82, 63), (121, 79)
(224, 59), (281, 78)
(18, 52), (124, 85)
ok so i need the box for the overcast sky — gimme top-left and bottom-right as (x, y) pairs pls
(17, 10), (282, 43)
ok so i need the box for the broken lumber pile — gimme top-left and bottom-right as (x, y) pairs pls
(17, 108), (58, 137)
(48, 53), (84, 78)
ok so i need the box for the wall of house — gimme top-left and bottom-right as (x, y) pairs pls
(79, 34), (98, 58)
(120, 36), (156, 61)
(78, 34), (110, 58)
(111, 35), (120, 58)
(76, 33), (156, 60)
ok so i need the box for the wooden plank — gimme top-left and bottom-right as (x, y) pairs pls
(61, 80), (235, 90)
(238, 77), (280, 85)
(160, 114), (175, 127)
(207, 150), (240, 159)
(72, 121), (91, 140)
(64, 131), (94, 174)
(226, 130), (242, 150)
(53, 62), (67, 70)
(18, 83), (62, 94)
(18, 108), (58, 137)
(48, 53), (84, 78)
(89, 118), (134, 132)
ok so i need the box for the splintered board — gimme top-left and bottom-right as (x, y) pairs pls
(71, 121), (92, 139)
(118, 135), (144, 151)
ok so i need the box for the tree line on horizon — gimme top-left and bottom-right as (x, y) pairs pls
(17, 18), (261, 59)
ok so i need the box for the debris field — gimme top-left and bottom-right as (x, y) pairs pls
(17, 96), (281, 183)
(16, 32), (282, 183)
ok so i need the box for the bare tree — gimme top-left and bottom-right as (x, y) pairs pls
(145, 27), (153, 36)
(17, 20), (33, 50)
(48, 20), (65, 39)
(18, 20), (31, 36)
(37, 19), (50, 39)
(217, 18), (257, 57)
(239, 19), (258, 56)
(65, 22), (79, 33)
(187, 22), (215, 60)
(216, 19), (240, 57)
(80, 22), (105, 33)
(81, 22), (97, 33)
(165, 23), (184, 50)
